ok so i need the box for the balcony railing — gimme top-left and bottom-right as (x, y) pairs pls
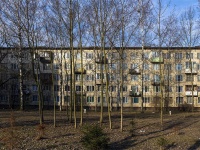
(185, 91), (198, 96)
(40, 57), (51, 64)
(151, 80), (163, 86)
(129, 91), (141, 97)
(95, 56), (108, 64)
(150, 57), (164, 63)
(75, 68), (86, 74)
(185, 68), (197, 74)
(129, 69), (140, 75)
(96, 79), (107, 85)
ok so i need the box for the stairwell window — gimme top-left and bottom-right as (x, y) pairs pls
(176, 86), (183, 92)
(87, 96), (94, 103)
(123, 97), (128, 103)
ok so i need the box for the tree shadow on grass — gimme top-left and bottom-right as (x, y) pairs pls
(188, 140), (200, 150)
(109, 136), (136, 150)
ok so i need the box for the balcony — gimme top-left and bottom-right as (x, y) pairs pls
(40, 73), (53, 84)
(75, 68), (86, 74)
(129, 91), (141, 97)
(76, 91), (86, 96)
(150, 57), (164, 63)
(129, 69), (140, 75)
(185, 68), (197, 74)
(40, 56), (51, 64)
(96, 79), (106, 85)
(151, 80), (163, 86)
(95, 56), (108, 64)
(185, 91), (198, 96)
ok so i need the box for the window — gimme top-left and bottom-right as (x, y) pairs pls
(186, 75), (194, 81)
(186, 53), (193, 59)
(43, 64), (51, 70)
(122, 53), (126, 59)
(175, 64), (182, 70)
(65, 63), (71, 70)
(0, 95), (7, 102)
(164, 64), (171, 70)
(87, 86), (94, 91)
(54, 85), (60, 91)
(164, 75), (172, 81)
(32, 85), (38, 91)
(153, 64), (159, 70)
(76, 53), (81, 59)
(144, 97), (150, 103)
(198, 75), (200, 81)
(96, 73), (104, 80)
(131, 52), (139, 59)
(198, 97), (200, 103)
(86, 74), (94, 81)
(64, 52), (70, 59)
(65, 75), (71, 81)
(163, 53), (171, 59)
(143, 74), (150, 81)
(75, 74), (81, 81)
(152, 51), (160, 57)
(55, 96), (60, 102)
(43, 95), (51, 102)
(86, 53), (93, 59)
(131, 75), (138, 81)
(176, 86), (183, 92)
(87, 96), (94, 103)
(76, 86), (81, 91)
(123, 75), (127, 81)
(120, 86), (127, 92)
(131, 63), (138, 69)
(165, 86), (172, 92)
(123, 97), (128, 103)
(197, 64), (200, 70)
(110, 86), (116, 92)
(132, 97), (139, 103)
(86, 64), (94, 70)
(43, 85), (51, 91)
(175, 53), (182, 59)
(54, 63), (60, 70)
(143, 63), (149, 70)
(176, 75), (183, 81)
(153, 74), (160, 81)
(75, 63), (81, 69)
(185, 62), (196, 69)
(153, 86), (160, 92)
(54, 74), (60, 81)
(123, 63), (127, 70)
(109, 63), (117, 70)
(176, 97), (183, 104)
(32, 95), (38, 101)
(64, 96), (70, 103)
(11, 63), (18, 70)
(197, 53), (200, 59)
(143, 53), (149, 59)
(65, 85), (70, 91)
(143, 86), (149, 92)
(131, 86), (138, 92)
(97, 97), (106, 103)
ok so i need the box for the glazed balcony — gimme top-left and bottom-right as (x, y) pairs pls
(151, 80), (163, 86)
(150, 57), (164, 63)
(95, 56), (108, 64)
(75, 68), (86, 74)
(129, 69), (140, 75)
(185, 68), (197, 74)
(129, 91), (141, 97)
(185, 91), (198, 96)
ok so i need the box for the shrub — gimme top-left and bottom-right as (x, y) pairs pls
(81, 124), (109, 150)
(157, 137), (168, 150)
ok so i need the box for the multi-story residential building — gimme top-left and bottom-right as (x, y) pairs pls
(0, 47), (200, 110)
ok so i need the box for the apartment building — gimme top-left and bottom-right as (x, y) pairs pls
(0, 47), (200, 110)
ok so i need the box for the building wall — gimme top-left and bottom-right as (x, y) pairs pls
(0, 47), (200, 109)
